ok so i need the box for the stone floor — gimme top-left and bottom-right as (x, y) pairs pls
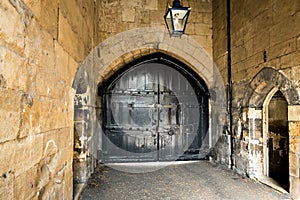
(79, 161), (290, 200)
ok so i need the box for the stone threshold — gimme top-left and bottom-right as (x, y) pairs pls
(254, 175), (289, 195)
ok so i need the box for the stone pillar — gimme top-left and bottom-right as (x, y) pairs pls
(288, 105), (300, 198)
(247, 108), (264, 177)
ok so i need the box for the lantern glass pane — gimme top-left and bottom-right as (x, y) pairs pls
(164, 6), (190, 36)
(171, 9), (189, 32)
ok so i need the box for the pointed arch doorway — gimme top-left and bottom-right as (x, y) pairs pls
(263, 89), (289, 191)
(99, 53), (210, 163)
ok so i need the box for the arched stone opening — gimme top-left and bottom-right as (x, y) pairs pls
(263, 89), (289, 191)
(242, 67), (300, 193)
(98, 53), (210, 162)
(72, 27), (226, 184)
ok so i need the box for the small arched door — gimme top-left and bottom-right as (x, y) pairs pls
(100, 54), (209, 162)
(267, 91), (289, 190)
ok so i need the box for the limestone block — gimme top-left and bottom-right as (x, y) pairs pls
(194, 24), (212, 36)
(60, 0), (83, 34)
(42, 128), (73, 157)
(194, 1), (212, 13)
(281, 65), (300, 88)
(202, 12), (212, 25)
(0, 46), (36, 92)
(13, 166), (38, 200)
(231, 29), (243, 48)
(288, 105), (300, 121)
(0, 134), (43, 176)
(78, 0), (95, 23)
(58, 13), (84, 63)
(290, 176), (300, 200)
(252, 29), (270, 53)
(39, 0), (58, 39)
(54, 41), (69, 83)
(38, 181), (64, 200)
(280, 51), (300, 69)
(0, 172), (13, 199)
(290, 136), (300, 155)
(25, 19), (55, 69)
(289, 153), (299, 178)
(23, 0), (41, 18)
(135, 10), (150, 24)
(270, 14), (300, 47)
(122, 8), (135, 22)
(0, 0), (25, 53)
(0, 88), (22, 143)
(289, 122), (300, 137)
(63, 161), (73, 200)
(231, 45), (246, 65)
(248, 108), (262, 119)
(35, 64), (68, 99)
(144, 0), (158, 10)
(272, 0), (300, 25)
(21, 96), (71, 136)
(39, 98), (70, 132)
(268, 38), (297, 60)
(185, 23), (195, 35)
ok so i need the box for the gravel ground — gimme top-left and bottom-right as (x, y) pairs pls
(79, 161), (290, 200)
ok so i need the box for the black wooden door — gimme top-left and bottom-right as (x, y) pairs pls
(101, 57), (208, 162)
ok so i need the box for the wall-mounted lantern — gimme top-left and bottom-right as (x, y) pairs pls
(164, 0), (191, 37)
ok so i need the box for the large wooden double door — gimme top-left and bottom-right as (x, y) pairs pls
(101, 57), (208, 162)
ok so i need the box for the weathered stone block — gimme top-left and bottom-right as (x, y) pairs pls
(194, 24), (212, 36)
(290, 153), (299, 177)
(231, 45), (246, 65)
(122, 8), (135, 22)
(288, 105), (300, 121)
(35, 64), (64, 99)
(0, 172), (13, 200)
(21, 96), (72, 137)
(290, 176), (300, 200)
(0, 45), (34, 92)
(58, 12), (84, 63)
(144, 0), (158, 10)
(268, 38), (297, 60)
(290, 137), (300, 155)
(270, 13), (300, 47)
(25, 19), (55, 69)
(0, 134), (43, 176)
(23, 0), (41, 18)
(272, 0), (300, 25)
(13, 165), (38, 200)
(289, 122), (300, 137)
(0, 88), (22, 143)
(40, 0), (58, 39)
(252, 29), (270, 53)
(42, 128), (73, 156)
(280, 50), (300, 69)
(0, 0), (25, 53)
(60, 0), (83, 34)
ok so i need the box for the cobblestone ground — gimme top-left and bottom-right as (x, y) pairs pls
(79, 161), (290, 200)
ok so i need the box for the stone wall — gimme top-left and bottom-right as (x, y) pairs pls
(0, 0), (96, 199)
(1, 0), (214, 198)
(96, 0), (213, 56)
(213, 0), (300, 198)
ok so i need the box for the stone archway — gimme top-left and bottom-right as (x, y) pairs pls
(72, 27), (226, 183)
(243, 67), (300, 193)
